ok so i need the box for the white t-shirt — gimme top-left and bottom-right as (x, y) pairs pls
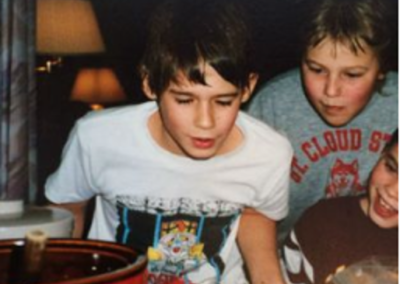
(46, 101), (293, 284)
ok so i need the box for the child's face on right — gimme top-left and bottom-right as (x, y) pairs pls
(367, 143), (398, 229)
(301, 37), (384, 127)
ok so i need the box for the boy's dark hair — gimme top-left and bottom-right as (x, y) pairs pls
(301, 0), (394, 72)
(139, 0), (254, 95)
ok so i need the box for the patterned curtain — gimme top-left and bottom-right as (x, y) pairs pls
(0, 0), (36, 202)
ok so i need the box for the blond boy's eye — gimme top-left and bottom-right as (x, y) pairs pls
(306, 63), (324, 74)
(309, 66), (323, 74)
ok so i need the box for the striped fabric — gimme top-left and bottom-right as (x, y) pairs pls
(0, 0), (36, 202)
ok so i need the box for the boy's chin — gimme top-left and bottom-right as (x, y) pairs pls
(181, 148), (218, 160)
(319, 114), (353, 128)
(369, 211), (398, 229)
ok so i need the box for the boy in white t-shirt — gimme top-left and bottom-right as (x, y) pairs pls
(45, 0), (293, 283)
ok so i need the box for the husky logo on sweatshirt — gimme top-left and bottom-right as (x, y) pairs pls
(326, 159), (363, 197)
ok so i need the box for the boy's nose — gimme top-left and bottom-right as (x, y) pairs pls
(324, 75), (340, 97)
(195, 104), (215, 129)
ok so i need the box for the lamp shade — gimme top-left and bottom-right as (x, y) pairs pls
(71, 68), (126, 104)
(36, 0), (105, 55)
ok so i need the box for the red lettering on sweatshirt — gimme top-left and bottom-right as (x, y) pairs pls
(302, 141), (318, 162)
(350, 129), (362, 150)
(369, 131), (392, 153)
(291, 156), (309, 183)
(292, 129), (391, 184)
(311, 137), (330, 159)
(301, 129), (362, 163)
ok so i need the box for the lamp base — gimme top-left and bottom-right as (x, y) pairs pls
(0, 206), (74, 239)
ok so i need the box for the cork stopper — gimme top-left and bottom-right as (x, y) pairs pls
(24, 230), (48, 274)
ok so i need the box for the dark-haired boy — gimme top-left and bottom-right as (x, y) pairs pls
(46, 0), (292, 283)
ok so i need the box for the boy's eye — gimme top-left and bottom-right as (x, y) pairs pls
(216, 100), (233, 107)
(345, 72), (362, 78)
(383, 157), (398, 174)
(385, 161), (398, 174)
(308, 65), (324, 74)
(175, 98), (193, 105)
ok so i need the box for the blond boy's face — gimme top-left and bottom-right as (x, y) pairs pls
(144, 64), (255, 160)
(301, 37), (384, 127)
(368, 143), (398, 228)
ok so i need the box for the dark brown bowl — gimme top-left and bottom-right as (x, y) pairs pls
(0, 238), (147, 284)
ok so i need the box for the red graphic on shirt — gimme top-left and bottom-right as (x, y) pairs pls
(146, 271), (190, 284)
(325, 159), (363, 197)
(290, 129), (391, 184)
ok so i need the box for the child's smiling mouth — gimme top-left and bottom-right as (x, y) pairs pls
(373, 194), (398, 219)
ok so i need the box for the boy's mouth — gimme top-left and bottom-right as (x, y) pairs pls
(321, 103), (345, 115)
(192, 137), (215, 149)
(373, 194), (398, 219)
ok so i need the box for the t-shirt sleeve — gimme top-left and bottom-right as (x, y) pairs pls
(253, 137), (293, 220)
(45, 120), (97, 204)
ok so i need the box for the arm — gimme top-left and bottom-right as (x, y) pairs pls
(238, 207), (287, 284)
(50, 200), (89, 238)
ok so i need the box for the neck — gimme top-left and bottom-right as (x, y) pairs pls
(359, 197), (369, 216)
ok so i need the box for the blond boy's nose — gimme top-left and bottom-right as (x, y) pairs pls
(324, 76), (340, 97)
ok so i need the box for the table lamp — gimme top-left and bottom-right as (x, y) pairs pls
(36, 0), (105, 72)
(71, 68), (127, 110)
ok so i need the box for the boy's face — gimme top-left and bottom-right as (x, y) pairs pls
(144, 64), (256, 160)
(301, 37), (384, 127)
(367, 143), (398, 228)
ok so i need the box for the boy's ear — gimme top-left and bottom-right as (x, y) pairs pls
(142, 76), (157, 100)
(241, 73), (259, 103)
(377, 72), (385, 81)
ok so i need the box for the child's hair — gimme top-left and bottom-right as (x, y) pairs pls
(385, 129), (398, 152)
(139, 0), (253, 95)
(301, 0), (393, 72)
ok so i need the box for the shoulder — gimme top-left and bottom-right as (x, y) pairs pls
(366, 72), (398, 121)
(380, 71), (399, 98)
(255, 68), (301, 96)
(247, 68), (305, 118)
(75, 101), (155, 134)
(380, 72), (399, 100)
(239, 111), (293, 158)
(262, 68), (301, 88)
(383, 71), (398, 87)
(303, 196), (358, 216)
(297, 197), (360, 231)
(290, 197), (360, 252)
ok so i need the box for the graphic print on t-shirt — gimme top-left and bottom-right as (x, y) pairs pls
(290, 129), (391, 184)
(325, 158), (363, 197)
(115, 195), (242, 283)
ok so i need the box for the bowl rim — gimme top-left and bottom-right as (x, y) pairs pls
(0, 238), (147, 284)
